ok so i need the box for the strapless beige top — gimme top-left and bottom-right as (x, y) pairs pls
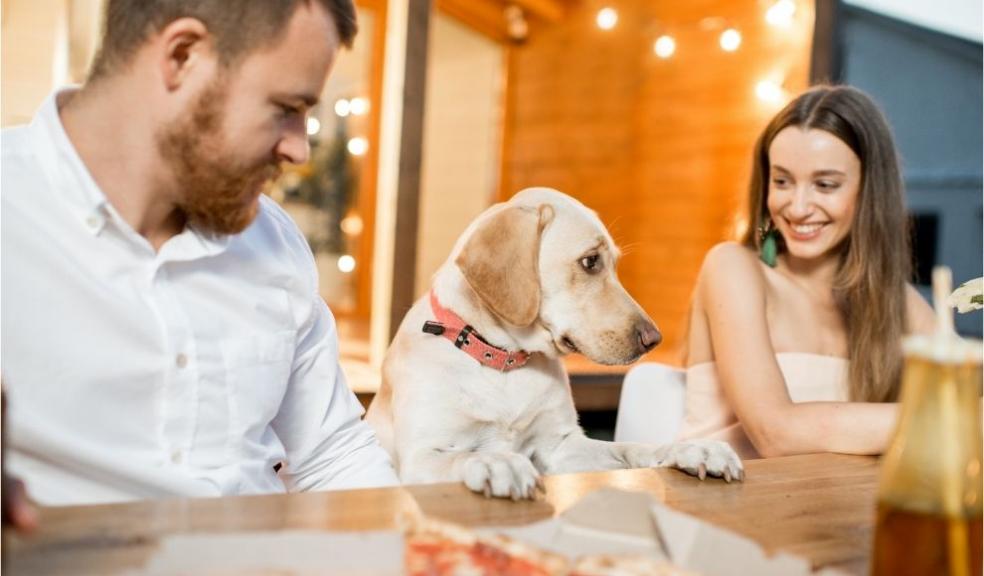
(678, 353), (849, 459)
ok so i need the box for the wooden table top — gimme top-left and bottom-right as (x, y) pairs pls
(3, 453), (880, 575)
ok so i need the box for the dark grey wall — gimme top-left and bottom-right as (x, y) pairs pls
(838, 5), (983, 336)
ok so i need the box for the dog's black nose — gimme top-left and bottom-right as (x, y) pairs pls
(636, 321), (662, 351)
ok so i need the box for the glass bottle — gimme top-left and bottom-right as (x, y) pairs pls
(871, 334), (983, 576)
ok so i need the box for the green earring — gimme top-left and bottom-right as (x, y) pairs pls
(759, 220), (778, 268)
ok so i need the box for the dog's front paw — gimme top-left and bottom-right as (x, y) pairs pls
(460, 452), (543, 500)
(655, 440), (744, 482)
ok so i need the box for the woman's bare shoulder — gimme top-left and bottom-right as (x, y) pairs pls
(697, 242), (768, 297)
(689, 243), (768, 365)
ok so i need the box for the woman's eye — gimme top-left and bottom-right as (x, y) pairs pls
(771, 177), (790, 188)
(580, 254), (601, 273)
(816, 180), (840, 190)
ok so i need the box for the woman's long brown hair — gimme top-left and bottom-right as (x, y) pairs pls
(742, 85), (911, 402)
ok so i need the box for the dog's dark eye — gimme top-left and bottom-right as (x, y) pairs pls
(579, 254), (601, 274)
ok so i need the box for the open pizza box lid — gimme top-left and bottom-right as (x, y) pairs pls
(137, 488), (848, 575)
(487, 488), (847, 575)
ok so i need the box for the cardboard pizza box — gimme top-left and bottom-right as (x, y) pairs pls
(137, 488), (848, 575)
(486, 488), (847, 576)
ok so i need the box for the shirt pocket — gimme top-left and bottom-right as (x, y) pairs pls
(221, 331), (294, 442)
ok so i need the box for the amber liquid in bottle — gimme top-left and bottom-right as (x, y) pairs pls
(872, 504), (983, 576)
(870, 346), (983, 576)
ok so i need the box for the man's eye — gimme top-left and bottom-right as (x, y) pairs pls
(278, 104), (301, 118)
(579, 254), (601, 273)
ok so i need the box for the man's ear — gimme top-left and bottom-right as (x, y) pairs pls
(156, 18), (213, 91)
(455, 204), (554, 327)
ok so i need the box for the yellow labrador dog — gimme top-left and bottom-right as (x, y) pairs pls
(366, 188), (742, 499)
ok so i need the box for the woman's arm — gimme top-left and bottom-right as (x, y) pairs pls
(697, 243), (898, 457)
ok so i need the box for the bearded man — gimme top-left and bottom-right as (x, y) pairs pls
(0, 0), (397, 515)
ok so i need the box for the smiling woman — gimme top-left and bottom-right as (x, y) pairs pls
(765, 127), (861, 262)
(679, 84), (938, 460)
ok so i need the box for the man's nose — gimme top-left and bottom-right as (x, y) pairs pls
(276, 121), (311, 165)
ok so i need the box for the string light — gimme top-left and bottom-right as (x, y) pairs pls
(653, 35), (676, 59)
(596, 7), (618, 30)
(505, 5), (529, 41)
(340, 214), (364, 236)
(305, 117), (321, 136)
(347, 137), (368, 156)
(755, 79), (785, 104)
(334, 99), (351, 117)
(337, 255), (356, 273)
(586, 5), (802, 107)
(349, 97), (369, 116)
(587, 2), (800, 58)
(719, 28), (741, 52)
(766, 0), (796, 27)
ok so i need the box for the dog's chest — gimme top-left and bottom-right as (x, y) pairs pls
(459, 366), (570, 448)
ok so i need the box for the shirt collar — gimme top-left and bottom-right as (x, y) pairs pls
(32, 87), (110, 235)
(31, 87), (232, 258)
(159, 223), (233, 262)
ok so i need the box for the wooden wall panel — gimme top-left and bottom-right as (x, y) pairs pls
(501, 0), (814, 363)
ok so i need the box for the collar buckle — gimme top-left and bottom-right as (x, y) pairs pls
(424, 290), (532, 372)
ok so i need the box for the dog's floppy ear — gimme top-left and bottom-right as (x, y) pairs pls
(456, 204), (553, 326)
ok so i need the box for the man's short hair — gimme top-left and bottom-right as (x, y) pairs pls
(89, 0), (357, 80)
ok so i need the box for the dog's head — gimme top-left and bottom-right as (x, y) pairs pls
(453, 187), (660, 365)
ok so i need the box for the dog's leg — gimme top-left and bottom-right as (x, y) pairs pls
(542, 433), (744, 482)
(538, 431), (629, 473)
(401, 449), (542, 500)
(617, 439), (745, 482)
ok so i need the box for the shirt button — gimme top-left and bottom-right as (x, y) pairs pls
(175, 353), (188, 368)
(171, 450), (183, 464)
(85, 215), (101, 230)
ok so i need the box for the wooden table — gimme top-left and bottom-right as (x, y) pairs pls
(3, 453), (880, 575)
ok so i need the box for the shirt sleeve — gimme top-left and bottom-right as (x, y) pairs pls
(272, 295), (399, 491)
(261, 197), (398, 492)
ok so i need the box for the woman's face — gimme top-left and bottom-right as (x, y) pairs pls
(766, 127), (862, 263)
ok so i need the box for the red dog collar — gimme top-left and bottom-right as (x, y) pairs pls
(422, 290), (531, 372)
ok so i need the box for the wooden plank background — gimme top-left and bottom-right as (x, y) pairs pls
(499, 0), (815, 362)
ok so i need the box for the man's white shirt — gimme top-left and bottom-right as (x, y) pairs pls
(0, 89), (398, 505)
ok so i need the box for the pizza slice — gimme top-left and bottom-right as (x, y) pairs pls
(405, 515), (569, 576)
(404, 515), (694, 576)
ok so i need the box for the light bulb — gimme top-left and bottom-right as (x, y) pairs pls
(347, 137), (368, 156)
(766, 0), (796, 28)
(349, 97), (369, 116)
(653, 35), (676, 59)
(720, 28), (741, 52)
(596, 7), (618, 30)
(334, 99), (351, 117)
(337, 255), (356, 273)
(755, 79), (784, 104)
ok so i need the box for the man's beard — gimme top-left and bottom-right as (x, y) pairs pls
(157, 80), (281, 235)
